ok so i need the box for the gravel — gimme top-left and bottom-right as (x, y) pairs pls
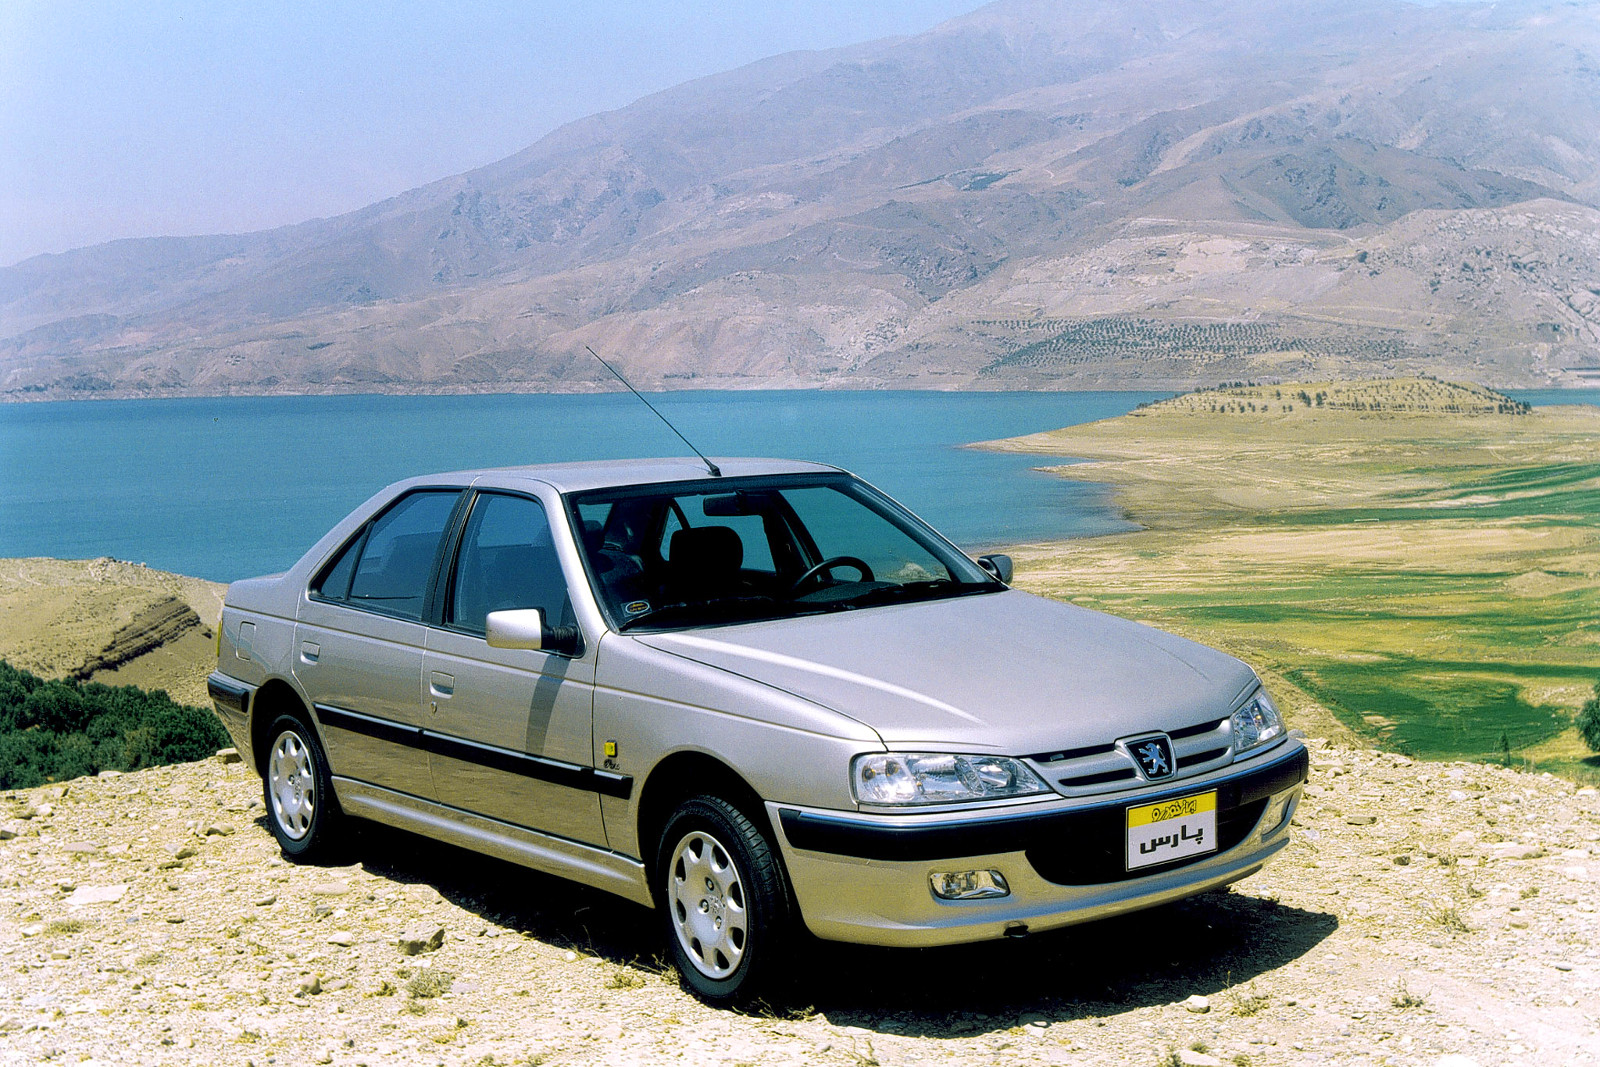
(1, 738), (1597, 1066)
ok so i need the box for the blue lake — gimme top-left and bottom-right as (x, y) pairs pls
(2, 388), (1589, 583)
(0, 391), (1169, 582)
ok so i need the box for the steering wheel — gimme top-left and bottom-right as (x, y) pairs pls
(788, 555), (874, 595)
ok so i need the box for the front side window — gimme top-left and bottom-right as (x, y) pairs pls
(318, 490), (459, 620)
(570, 475), (998, 632)
(446, 492), (573, 634)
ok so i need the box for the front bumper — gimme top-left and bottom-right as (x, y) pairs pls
(768, 740), (1307, 947)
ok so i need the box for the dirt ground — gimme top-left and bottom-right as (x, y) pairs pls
(1, 740), (1596, 1067)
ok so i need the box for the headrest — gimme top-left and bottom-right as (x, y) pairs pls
(669, 526), (744, 576)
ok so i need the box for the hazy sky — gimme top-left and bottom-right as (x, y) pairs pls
(1, 0), (986, 267)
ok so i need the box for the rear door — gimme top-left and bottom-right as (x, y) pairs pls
(422, 489), (607, 846)
(293, 488), (461, 800)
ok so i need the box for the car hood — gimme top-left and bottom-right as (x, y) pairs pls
(633, 590), (1259, 752)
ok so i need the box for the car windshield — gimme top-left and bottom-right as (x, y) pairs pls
(568, 474), (1001, 632)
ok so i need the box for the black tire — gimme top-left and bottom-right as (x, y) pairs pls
(262, 713), (345, 862)
(657, 795), (796, 1006)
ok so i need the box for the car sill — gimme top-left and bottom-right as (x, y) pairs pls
(333, 777), (652, 908)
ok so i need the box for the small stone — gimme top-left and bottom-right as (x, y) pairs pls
(97, 769), (122, 779)
(403, 884), (442, 904)
(254, 894), (277, 907)
(1450, 830), (1477, 846)
(314, 1052), (333, 1066)
(165, 914), (185, 924)
(1345, 815), (1377, 826)
(327, 931), (355, 947)
(62, 841), (100, 854)
(215, 748), (243, 764)
(0, 827), (14, 840)
(20, 924), (43, 937)
(397, 925), (446, 955)
(1447, 790), (1469, 802)
(1018, 1012), (1050, 1029)
(1485, 843), (1545, 861)
(168, 845), (197, 861)
(298, 975), (323, 996)
(1577, 787), (1597, 797)
(204, 824), (235, 837)
(563, 950), (579, 962)
(313, 881), (350, 896)
(1552, 961), (1575, 971)
(1177, 1051), (1223, 1067)
(49, 950), (70, 960)
(65, 883), (128, 907)
(1182, 994), (1210, 1013)
(36, 804), (54, 817)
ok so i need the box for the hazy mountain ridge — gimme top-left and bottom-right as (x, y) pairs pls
(4, 0), (1599, 397)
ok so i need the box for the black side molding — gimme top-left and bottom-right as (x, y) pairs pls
(313, 703), (634, 801)
(206, 672), (253, 716)
(779, 744), (1309, 862)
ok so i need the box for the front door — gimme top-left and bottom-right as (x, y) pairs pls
(423, 490), (605, 846)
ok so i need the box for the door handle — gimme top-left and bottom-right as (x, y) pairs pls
(429, 672), (455, 698)
(300, 641), (320, 664)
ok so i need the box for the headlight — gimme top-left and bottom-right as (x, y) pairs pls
(1233, 688), (1285, 754)
(851, 752), (1049, 806)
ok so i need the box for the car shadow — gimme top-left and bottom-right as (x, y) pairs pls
(297, 820), (1335, 1032)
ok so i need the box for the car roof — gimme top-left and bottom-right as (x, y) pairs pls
(420, 457), (844, 495)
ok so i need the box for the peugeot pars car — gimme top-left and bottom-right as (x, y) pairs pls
(207, 458), (1306, 1003)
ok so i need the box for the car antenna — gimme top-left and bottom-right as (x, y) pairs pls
(585, 345), (721, 477)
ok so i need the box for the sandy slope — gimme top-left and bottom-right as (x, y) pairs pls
(0, 558), (223, 707)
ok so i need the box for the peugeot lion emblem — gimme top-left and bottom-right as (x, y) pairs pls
(1129, 734), (1176, 781)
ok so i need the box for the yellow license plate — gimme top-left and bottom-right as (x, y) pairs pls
(1126, 790), (1218, 870)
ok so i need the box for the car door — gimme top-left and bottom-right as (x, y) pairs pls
(422, 489), (606, 846)
(293, 488), (461, 800)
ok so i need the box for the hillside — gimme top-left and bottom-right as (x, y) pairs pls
(985, 378), (1600, 780)
(4, 0), (1600, 397)
(0, 559), (222, 707)
(1, 745), (1596, 1064)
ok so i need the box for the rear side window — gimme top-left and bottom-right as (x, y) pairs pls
(316, 490), (459, 620)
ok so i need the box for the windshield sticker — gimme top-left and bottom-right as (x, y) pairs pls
(624, 600), (650, 615)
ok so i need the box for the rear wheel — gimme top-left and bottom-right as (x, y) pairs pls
(658, 795), (795, 1005)
(263, 713), (344, 861)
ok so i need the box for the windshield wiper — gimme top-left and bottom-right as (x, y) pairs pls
(838, 580), (998, 610)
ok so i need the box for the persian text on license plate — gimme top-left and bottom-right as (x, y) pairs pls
(1126, 790), (1218, 871)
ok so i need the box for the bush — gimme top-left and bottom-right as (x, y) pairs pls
(1579, 682), (1600, 754)
(0, 660), (226, 789)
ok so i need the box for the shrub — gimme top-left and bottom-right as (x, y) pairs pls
(1578, 682), (1600, 753)
(0, 659), (226, 789)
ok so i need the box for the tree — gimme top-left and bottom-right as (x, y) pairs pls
(1579, 682), (1600, 753)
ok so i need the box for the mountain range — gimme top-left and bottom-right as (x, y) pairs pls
(4, 0), (1599, 398)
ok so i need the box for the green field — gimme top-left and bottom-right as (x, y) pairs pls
(985, 379), (1600, 781)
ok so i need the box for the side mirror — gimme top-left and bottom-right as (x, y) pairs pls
(486, 608), (583, 657)
(977, 553), (1013, 584)
(486, 608), (546, 650)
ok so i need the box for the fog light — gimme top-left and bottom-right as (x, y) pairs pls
(929, 869), (1010, 900)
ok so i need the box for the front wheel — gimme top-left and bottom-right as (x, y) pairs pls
(658, 796), (795, 1005)
(263, 713), (345, 861)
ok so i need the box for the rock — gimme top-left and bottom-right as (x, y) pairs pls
(298, 976), (322, 996)
(203, 824), (234, 837)
(1450, 830), (1478, 846)
(1182, 994), (1211, 1013)
(62, 841), (100, 853)
(1345, 814), (1378, 826)
(1178, 1052), (1224, 1067)
(168, 845), (197, 861)
(0, 827), (14, 840)
(327, 931), (355, 947)
(1485, 843), (1545, 861)
(65, 884), (128, 907)
(215, 748), (243, 764)
(403, 884), (442, 904)
(36, 804), (54, 817)
(254, 894), (277, 907)
(20, 924), (43, 937)
(397, 926), (446, 955)
(1447, 790), (1470, 802)
(1017, 1012), (1050, 1029)
(313, 880), (350, 896)
(97, 769), (122, 778)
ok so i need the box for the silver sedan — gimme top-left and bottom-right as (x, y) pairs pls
(208, 458), (1306, 1004)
